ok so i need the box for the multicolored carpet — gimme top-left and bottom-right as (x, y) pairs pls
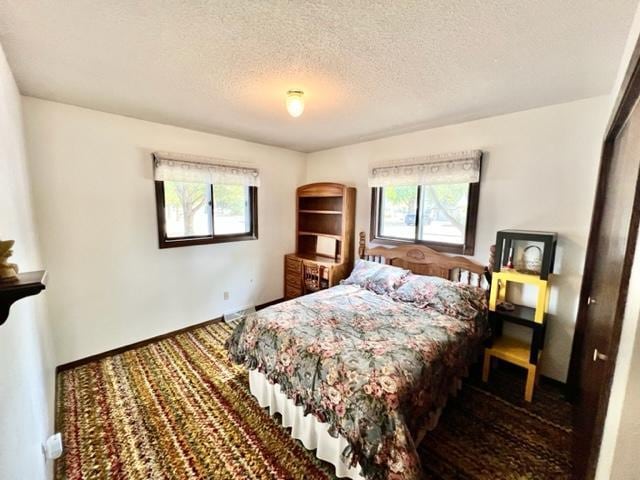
(55, 322), (572, 480)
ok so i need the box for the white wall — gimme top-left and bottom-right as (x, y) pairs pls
(22, 97), (306, 365)
(0, 45), (55, 479)
(306, 96), (610, 382)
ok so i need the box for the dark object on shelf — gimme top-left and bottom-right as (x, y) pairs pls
(494, 230), (557, 279)
(0, 270), (47, 325)
(496, 301), (515, 312)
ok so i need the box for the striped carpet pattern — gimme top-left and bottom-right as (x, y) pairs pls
(55, 322), (572, 480)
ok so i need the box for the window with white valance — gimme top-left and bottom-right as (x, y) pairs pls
(152, 152), (259, 248)
(369, 150), (483, 255)
(153, 151), (260, 187)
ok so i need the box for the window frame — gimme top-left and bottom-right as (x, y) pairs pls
(155, 181), (258, 249)
(369, 182), (480, 256)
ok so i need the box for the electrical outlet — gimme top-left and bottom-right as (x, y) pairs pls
(223, 291), (229, 300)
(42, 433), (63, 460)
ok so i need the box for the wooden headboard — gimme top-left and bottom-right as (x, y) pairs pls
(358, 232), (491, 288)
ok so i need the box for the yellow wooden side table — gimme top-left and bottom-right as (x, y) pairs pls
(489, 270), (550, 323)
(483, 336), (541, 402)
(484, 269), (551, 402)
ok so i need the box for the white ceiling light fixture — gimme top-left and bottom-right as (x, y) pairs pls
(286, 90), (304, 118)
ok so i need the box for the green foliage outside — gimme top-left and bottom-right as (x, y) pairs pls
(383, 185), (418, 212)
(383, 183), (468, 232)
(164, 181), (208, 235)
(164, 181), (246, 235)
(213, 185), (246, 216)
(423, 183), (468, 230)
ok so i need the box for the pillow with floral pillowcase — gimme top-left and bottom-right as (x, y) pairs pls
(341, 259), (411, 295)
(391, 274), (487, 319)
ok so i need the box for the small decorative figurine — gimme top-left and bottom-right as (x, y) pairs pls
(0, 240), (19, 282)
(496, 301), (516, 312)
(506, 247), (515, 270)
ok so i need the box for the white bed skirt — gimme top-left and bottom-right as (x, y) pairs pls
(249, 369), (366, 480)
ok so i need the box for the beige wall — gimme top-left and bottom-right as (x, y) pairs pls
(306, 96), (610, 382)
(0, 45), (55, 479)
(22, 97), (306, 365)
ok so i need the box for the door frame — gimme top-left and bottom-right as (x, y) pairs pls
(567, 35), (640, 478)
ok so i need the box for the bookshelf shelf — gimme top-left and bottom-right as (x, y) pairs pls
(285, 183), (356, 300)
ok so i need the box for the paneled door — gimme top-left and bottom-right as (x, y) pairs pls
(568, 42), (640, 479)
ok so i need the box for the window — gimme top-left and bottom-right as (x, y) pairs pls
(371, 183), (479, 254)
(369, 151), (482, 255)
(369, 150), (482, 255)
(153, 153), (259, 248)
(156, 180), (257, 248)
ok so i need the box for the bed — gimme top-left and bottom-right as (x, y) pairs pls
(227, 234), (491, 480)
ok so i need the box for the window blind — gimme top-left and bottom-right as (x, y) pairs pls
(153, 151), (260, 187)
(368, 150), (481, 187)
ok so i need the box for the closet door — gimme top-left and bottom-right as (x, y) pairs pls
(568, 42), (640, 479)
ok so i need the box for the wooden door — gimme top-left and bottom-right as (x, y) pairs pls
(568, 45), (640, 479)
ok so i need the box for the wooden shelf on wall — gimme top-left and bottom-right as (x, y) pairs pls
(0, 270), (47, 326)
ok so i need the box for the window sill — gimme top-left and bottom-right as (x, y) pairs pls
(370, 235), (474, 256)
(159, 233), (258, 249)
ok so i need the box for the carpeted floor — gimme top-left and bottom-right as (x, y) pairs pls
(55, 322), (572, 480)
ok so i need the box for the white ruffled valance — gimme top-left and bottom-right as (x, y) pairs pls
(153, 151), (260, 187)
(368, 150), (482, 187)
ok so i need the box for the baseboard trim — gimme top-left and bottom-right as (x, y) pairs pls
(55, 297), (285, 373)
(539, 374), (566, 389)
(255, 297), (285, 310)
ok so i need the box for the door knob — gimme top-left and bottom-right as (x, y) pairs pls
(593, 348), (608, 362)
(587, 296), (597, 305)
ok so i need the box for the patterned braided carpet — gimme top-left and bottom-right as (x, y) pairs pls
(55, 322), (572, 480)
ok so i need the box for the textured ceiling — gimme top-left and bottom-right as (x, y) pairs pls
(0, 0), (637, 152)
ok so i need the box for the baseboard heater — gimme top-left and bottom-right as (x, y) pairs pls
(223, 306), (256, 324)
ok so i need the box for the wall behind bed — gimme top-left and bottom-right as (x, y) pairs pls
(305, 96), (609, 382)
(22, 97), (306, 365)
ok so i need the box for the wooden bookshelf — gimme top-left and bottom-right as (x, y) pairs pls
(285, 183), (356, 299)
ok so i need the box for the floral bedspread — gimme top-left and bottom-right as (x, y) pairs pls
(226, 284), (489, 480)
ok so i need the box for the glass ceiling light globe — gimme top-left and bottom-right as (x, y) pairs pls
(286, 90), (304, 118)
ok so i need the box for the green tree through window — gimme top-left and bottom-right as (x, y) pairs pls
(372, 181), (478, 255)
(157, 179), (257, 247)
